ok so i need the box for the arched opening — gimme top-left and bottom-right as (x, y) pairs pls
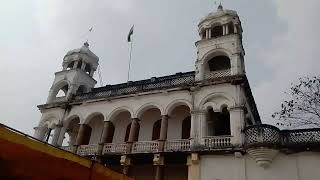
(182, 116), (191, 139)
(56, 85), (68, 98)
(207, 107), (230, 136)
(87, 114), (104, 145)
(152, 120), (161, 140)
(201, 30), (206, 39)
(167, 104), (191, 140)
(228, 22), (234, 34)
(110, 110), (132, 143)
(138, 106), (161, 141)
(77, 61), (82, 69)
(85, 64), (91, 74)
(67, 62), (74, 70)
(211, 26), (223, 38)
(62, 117), (80, 146)
(208, 56), (231, 71)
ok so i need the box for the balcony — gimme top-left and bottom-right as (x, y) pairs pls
(77, 144), (99, 156)
(132, 141), (159, 153)
(203, 136), (232, 149)
(61, 146), (76, 152)
(103, 143), (127, 154)
(204, 69), (231, 80)
(244, 124), (281, 148)
(165, 139), (191, 152)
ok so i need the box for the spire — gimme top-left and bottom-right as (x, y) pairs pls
(83, 41), (89, 48)
(217, 3), (223, 11)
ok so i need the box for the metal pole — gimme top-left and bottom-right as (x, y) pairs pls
(127, 41), (133, 82)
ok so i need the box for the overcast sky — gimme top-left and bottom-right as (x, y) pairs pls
(0, 0), (319, 135)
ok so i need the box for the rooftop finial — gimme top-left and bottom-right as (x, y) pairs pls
(84, 41), (89, 48)
(217, 2), (223, 11)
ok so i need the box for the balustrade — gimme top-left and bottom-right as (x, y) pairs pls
(77, 145), (99, 156)
(165, 139), (190, 152)
(132, 141), (159, 153)
(103, 143), (127, 154)
(205, 69), (231, 80)
(60, 146), (76, 152)
(203, 136), (232, 149)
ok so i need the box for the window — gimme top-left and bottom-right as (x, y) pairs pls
(211, 26), (223, 38)
(208, 56), (231, 71)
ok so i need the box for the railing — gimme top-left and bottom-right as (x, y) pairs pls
(103, 143), (127, 154)
(60, 146), (76, 152)
(244, 124), (281, 148)
(132, 141), (159, 153)
(203, 136), (232, 149)
(77, 145), (99, 156)
(282, 128), (320, 147)
(75, 71), (195, 101)
(165, 139), (191, 152)
(205, 69), (231, 80)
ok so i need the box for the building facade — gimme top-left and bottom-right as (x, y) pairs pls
(34, 5), (320, 180)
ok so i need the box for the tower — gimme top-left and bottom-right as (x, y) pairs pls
(195, 4), (245, 81)
(46, 42), (99, 103)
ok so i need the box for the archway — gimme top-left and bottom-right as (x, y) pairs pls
(207, 107), (230, 136)
(62, 117), (80, 146)
(86, 113), (104, 144)
(110, 110), (132, 143)
(208, 56), (231, 72)
(137, 106), (161, 141)
(167, 104), (191, 140)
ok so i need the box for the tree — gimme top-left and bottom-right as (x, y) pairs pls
(272, 76), (320, 128)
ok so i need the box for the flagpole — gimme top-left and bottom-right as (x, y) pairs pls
(127, 40), (133, 82)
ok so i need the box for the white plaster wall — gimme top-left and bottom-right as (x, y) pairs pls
(88, 115), (104, 144)
(112, 112), (131, 143)
(167, 106), (190, 140)
(200, 152), (320, 180)
(139, 108), (161, 141)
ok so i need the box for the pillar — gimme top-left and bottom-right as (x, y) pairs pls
(205, 29), (209, 39)
(208, 28), (212, 39)
(187, 153), (200, 180)
(75, 124), (92, 146)
(51, 124), (63, 146)
(222, 25), (226, 35)
(159, 115), (168, 151)
(229, 106), (245, 147)
(154, 154), (164, 180)
(73, 61), (79, 69)
(33, 126), (48, 141)
(226, 24), (229, 35)
(98, 121), (112, 156)
(127, 118), (140, 153)
(234, 24), (238, 33)
(80, 62), (86, 70)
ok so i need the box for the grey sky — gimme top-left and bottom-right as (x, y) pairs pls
(1, 0), (319, 135)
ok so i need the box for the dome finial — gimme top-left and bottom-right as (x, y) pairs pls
(84, 41), (89, 48)
(217, 2), (223, 11)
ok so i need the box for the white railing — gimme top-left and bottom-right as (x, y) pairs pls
(205, 69), (231, 80)
(103, 143), (127, 154)
(165, 139), (190, 152)
(132, 141), (159, 153)
(60, 146), (76, 152)
(77, 144), (99, 156)
(203, 136), (232, 149)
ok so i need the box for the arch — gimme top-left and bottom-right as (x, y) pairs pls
(227, 22), (234, 34)
(51, 80), (71, 99)
(39, 114), (59, 129)
(107, 106), (134, 122)
(84, 112), (105, 124)
(135, 102), (164, 119)
(201, 48), (233, 66)
(211, 25), (223, 38)
(62, 116), (80, 146)
(207, 56), (231, 71)
(207, 106), (231, 136)
(199, 92), (236, 110)
(165, 99), (192, 116)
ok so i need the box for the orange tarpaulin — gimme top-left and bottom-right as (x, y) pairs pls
(0, 124), (133, 180)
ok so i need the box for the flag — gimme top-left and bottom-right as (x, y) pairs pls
(89, 27), (93, 32)
(127, 25), (134, 42)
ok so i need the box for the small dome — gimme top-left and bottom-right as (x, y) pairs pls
(65, 42), (98, 60)
(198, 6), (238, 26)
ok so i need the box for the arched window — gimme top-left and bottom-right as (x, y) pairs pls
(211, 26), (223, 38)
(208, 56), (231, 71)
(56, 85), (68, 98)
(182, 116), (191, 139)
(67, 62), (74, 70)
(207, 107), (230, 136)
(152, 120), (161, 140)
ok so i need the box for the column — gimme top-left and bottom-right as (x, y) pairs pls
(234, 24), (238, 33)
(75, 124), (92, 146)
(98, 121), (112, 156)
(229, 106), (245, 147)
(73, 61), (79, 69)
(126, 118), (140, 153)
(80, 62), (86, 70)
(33, 126), (48, 141)
(51, 124), (63, 146)
(208, 29), (212, 39)
(222, 25), (226, 35)
(159, 115), (168, 151)
(187, 153), (200, 180)
(205, 29), (209, 39)
(154, 154), (164, 180)
(190, 110), (206, 147)
(226, 24), (229, 35)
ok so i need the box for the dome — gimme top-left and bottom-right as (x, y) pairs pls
(65, 42), (99, 60)
(198, 5), (238, 27)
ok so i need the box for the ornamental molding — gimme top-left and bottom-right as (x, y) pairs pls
(247, 147), (279, 169)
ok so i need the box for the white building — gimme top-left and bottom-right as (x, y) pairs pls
(34, 5), (320, 180)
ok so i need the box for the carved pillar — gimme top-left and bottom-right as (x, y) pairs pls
(187, 153), (200, 180)
(159, 115), (169, 151)
(75, 124), (92, 146)
(222, 25), (226, 35)
(51, 124), (63, 146)
(98, 121), (113, 156)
